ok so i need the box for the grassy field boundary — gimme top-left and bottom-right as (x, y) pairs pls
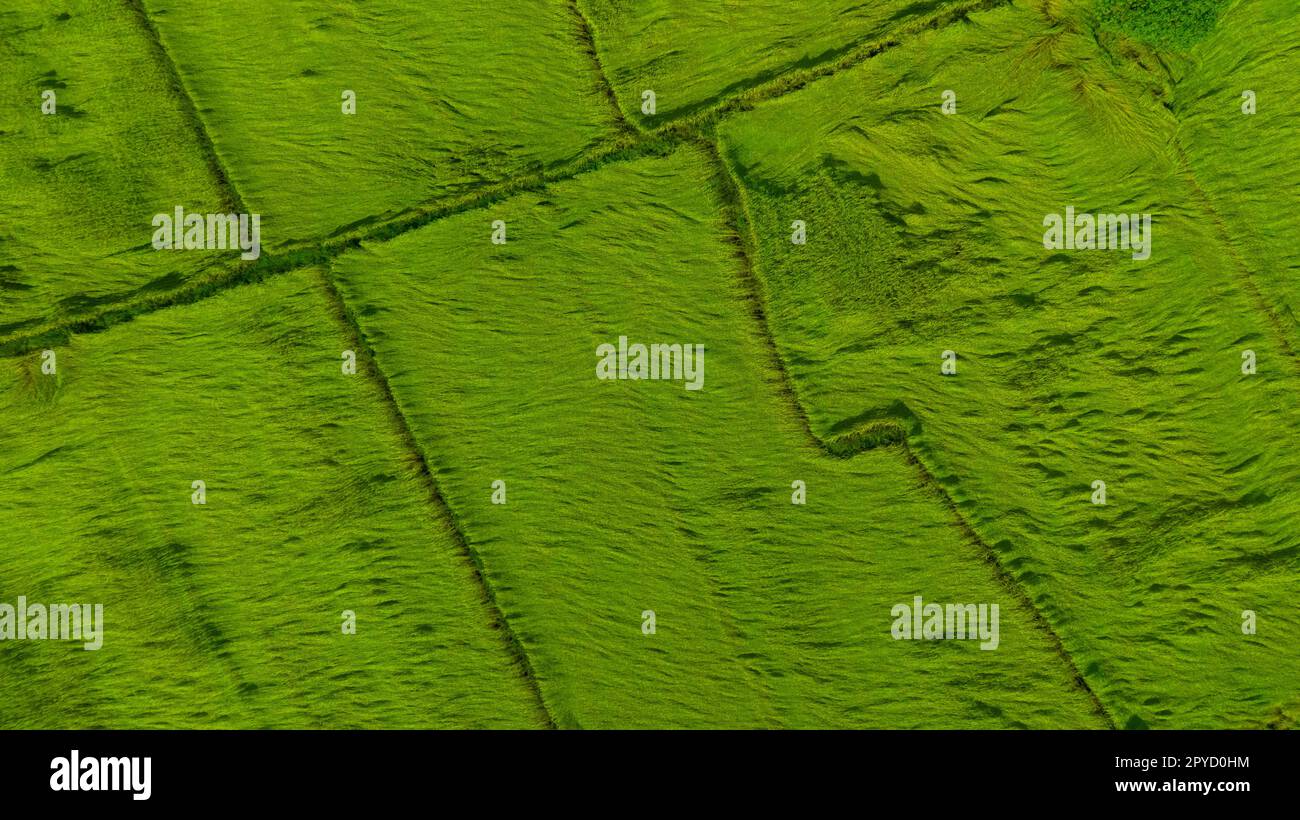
(584, 0), (1016, 133)
(0, 135), (672, 358)
(315, 265), (558, 729)
(568, 0), (637, 135)
(121, 0), (247, 214)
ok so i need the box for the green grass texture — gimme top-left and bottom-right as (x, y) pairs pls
(1, 0), (1295, 728)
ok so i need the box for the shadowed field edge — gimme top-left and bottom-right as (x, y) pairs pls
(568, 0), (637, 135)
(121, 0), (248, 214)
(315, 265), (559, 729)
(635, 0), (1016, 134)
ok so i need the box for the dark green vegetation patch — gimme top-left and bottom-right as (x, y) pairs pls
(1097, 0), (1231, 49)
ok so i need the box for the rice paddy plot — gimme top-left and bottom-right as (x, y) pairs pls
(139, 0), (624, 247)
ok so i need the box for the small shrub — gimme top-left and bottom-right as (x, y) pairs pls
(1095, 0), (1230, 49)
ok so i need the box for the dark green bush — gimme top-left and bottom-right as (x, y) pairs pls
(1096, 0), (1230, 48)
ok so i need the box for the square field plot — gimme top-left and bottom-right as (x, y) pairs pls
(0, 1), (232, 338)
(331, 145), (1106, 728)
(140, 0), (624, 246)
(718, 0), (1300, 727)
(0, 269), (545, 728)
